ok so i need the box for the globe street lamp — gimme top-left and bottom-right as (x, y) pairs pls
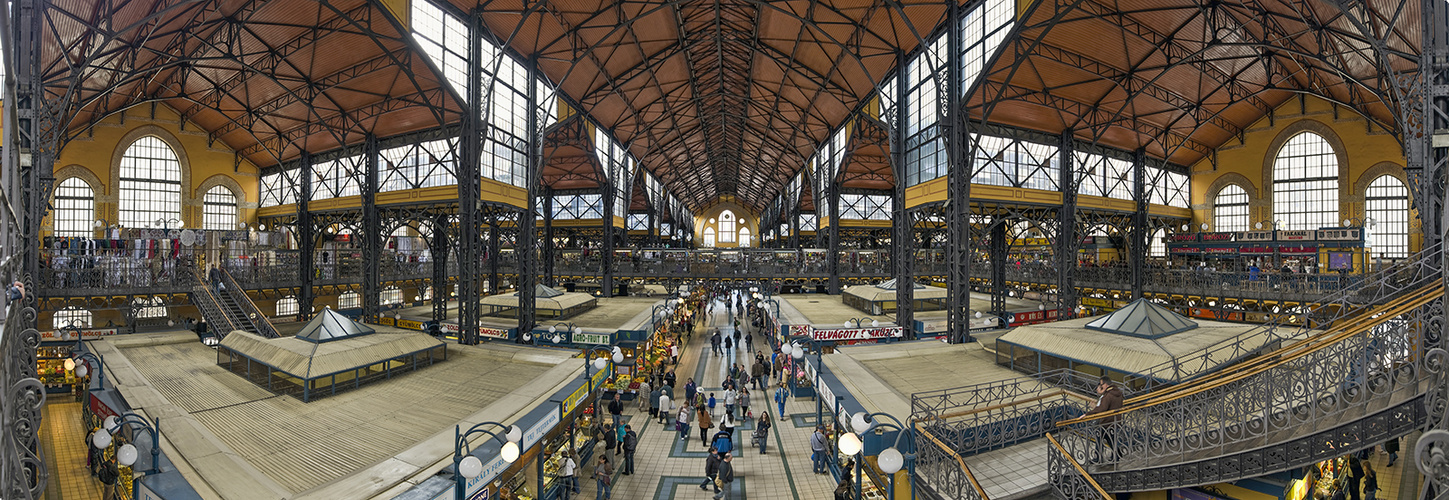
(785, 337), (826, 427)
(584, 345), (624, 426)
(843, 317), (879, 329)
(453, 421), (521, 500)
(92, 413), (162, 475)
(69, 350), (105, 392)
(835, 411), (916, 500)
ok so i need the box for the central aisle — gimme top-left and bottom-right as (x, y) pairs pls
(574, 292), (842, 499)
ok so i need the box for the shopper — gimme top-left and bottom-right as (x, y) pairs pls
(559, 452), (579, 499)
(775, 383), (788, 421)
(1347, 455), (1364, 500)
(713, 453), (735, 500)
(664, 369), (677, 391)
(594, 455), (613, 500)
(615, 422), (627, 455)
(1363, 462), (1379, 500)
(649, 386), (661, 419)
(98, 457), (119, 500)
(740, 388), (751, 418)
(811, 426), (829, 474)
(658, 392), (672, 425)
(636, 379), (651, 412)
(600, 423), (617, 457)
(723, 387), (737, 419)
(723, 335), (732, 351)
(711, 331), (722, 355)
(7, 280), (25, 304)
(699, 448), (722, 493)
(677, 404), (693, 440)
(1384, 437), (1399, 466)
(685, 378), (698, 405)
(751, 359), (767, 390)
(621, 425), (638, 475)
(1082, 376), (1123, 461)
(712, 427), (734, 456)
(697, 404), (714, 447)
(608, 394), (624, 430)
(208, 263), (224, 294)
(755, 412), (772, 454)
(707, 393), (717, 415)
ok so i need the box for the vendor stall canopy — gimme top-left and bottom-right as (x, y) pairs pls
(31, 0), (1421, 211)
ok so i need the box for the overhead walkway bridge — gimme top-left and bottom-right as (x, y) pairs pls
(908, 244), (1445, 499)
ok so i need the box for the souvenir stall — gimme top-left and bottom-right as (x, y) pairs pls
(1284, 455), (1356, 500)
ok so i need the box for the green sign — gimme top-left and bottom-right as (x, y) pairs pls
(574, 332), (611, 345)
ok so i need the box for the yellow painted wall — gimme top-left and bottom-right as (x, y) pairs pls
(1189, 95), (1417, 252)
(694, 200), (759, 248)
(46, 104), (261, 236)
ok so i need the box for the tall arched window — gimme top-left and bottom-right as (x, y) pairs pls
(53, 306), (92, 329)
(119, 136), (183, 228)
(738, 227), (751, 248)
(1272, 132), (1338, 231)
(1212, 185), (1250, 232)
(203, 186), (238, 230)
(276, 296), (299, 317)
(703, 227), (717, 247)
(338, 291), (361, 309)
(1150, 229), (1166, 257)
(1365, 175), (1410, 258)
(53, 178), (95, 237)
(719, 211), (736, 243)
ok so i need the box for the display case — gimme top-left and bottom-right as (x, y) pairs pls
(36, 343), (79, 394)
(498, 470), (534, 500)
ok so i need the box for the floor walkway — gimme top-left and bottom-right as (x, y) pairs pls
(40, 400), (105, 500)
(574, 292), (841, 499)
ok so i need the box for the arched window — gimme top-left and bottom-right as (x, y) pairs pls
(738, 227), (751, 248)
(1150, 229), (1166, 257)
(119, 136), (183, 229)
(53, 178), (95, 237)
(703, 227), (717, 247)
(53, 306), (92, 329)
(1212, 185), (1250, 232)
(381, 287), (403, 306)
(719, 211), (736, 243)
(1272, 132), (1338, 231)
(276, 296), (299, 317)
(134, 297), (166, 319)
(203, 186), (238, 230)
(1365, 175), (1410, 259)
(338, 291), (361, 309)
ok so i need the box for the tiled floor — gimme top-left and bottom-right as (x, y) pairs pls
(573, 293), (842, 499)
(40, 399), (104, 500)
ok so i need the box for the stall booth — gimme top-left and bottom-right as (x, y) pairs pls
(1285, 455), (1359, 500)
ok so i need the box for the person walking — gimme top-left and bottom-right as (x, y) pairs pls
(608, 394), (624, 430)
(600, 423), (617, 458)
(615, 421), (627, 455)
(811, 426), (829, 474)
(1347, 454), (1364, 500)
(677, 404), (693, 440)
(744, 332), (753, 352)
(208, 264), (224, 294)
(755, 412), (772, 454)
(685, 378), (698, 406)
(712, 453), (735, 500)
(622, 425), (638, 475)
(699, 448), (722, 493)
(636, 379), (652, 413)
(1384, 437), (1399, 466)
(775, 383), (788, 421)
(698, 404), (714, 447)
(751, 359), (767, 391)
(1363, 461), (1379, 500)
(711, 331), (722, 355)
(594, 455), (613, 500)
(1082, 376), (1124, 461)
(740, 388), (751, 419)
(658, 392), (673, 425)
(707, 393), (717, 416)
(559, 451), (579, 499)
(723, 387), (737, 419)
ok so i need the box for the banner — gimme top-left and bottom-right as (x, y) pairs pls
(397, 319), (425, 331)
(809, 327), (903, 342)
(41, 328), (119, 340)
(787, 325), (810, 338)
(377, 317), (396, 326)
(478, 327), (510, 340)
(573, 332), (610, 345)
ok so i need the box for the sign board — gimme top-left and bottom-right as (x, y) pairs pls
(787, 325), (810, 338)
(522, 406), (561, 451)
(134, 480), (161, 500)
(41, 328), (119, 340)
(89, 393), (119, 422)
(561, 364), (613, 416)
(572, 332), (610, 345)
(1277, 230), (1316, 241)
(478, 327), (510, 340)
(377, 317), (396, 326)
(397, 319), (425, 331)
(809, 327), (903, 342)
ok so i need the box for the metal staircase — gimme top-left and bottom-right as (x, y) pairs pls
(217, 268), (279, 338)
(188, 267), (280, 339)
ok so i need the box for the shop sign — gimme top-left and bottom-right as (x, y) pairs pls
(89, 393), (118, 421)
(478, 327), (509, 340)
(522, 406), (560, 451)
(397, 319), (425, 331)
(809, 327), (903, 342)
(133, 480), (161, 500)
(1203, 247), (1238, 255)
(440, 323), (459, 336)
(1200, 233), (1234, 242)
(561, 365), (613, 416)
(1240, 246), (1273, 255)
(1008, 309), (1059, 326)
(1278, 246), (1316, 254)
(1169, 247), (1199, 254)
(377, 317), (396, 326)
(573, 332), (610, 345)
(1081, 297), (1113, 308)
(465, 481), (491, 500)
(1277, 230), (1315, 241)
(41, 328), (119, 340)
(1169, 234), (1199, 242)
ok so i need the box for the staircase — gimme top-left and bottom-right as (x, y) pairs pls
(188, 267), (280, 339)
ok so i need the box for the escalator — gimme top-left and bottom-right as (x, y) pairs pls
(187, 267), (280, 339)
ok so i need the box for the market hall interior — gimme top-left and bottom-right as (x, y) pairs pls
(3, 0), (1447, 499)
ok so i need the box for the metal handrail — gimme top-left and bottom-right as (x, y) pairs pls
(915, 423), (991, 500)
(1045, 433), (1110, 500)
(218, 268), (279, 338)
(189, 268), (240, 335)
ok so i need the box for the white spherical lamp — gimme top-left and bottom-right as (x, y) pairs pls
(573, 327), (583, 336)
(871, 320), (879, 328)
(975, 311), (983, 319)
(501, 441), (520, 462)
(103, 416), (120, 433)
(843, 321), (852, 328)
(117, 443), (138, 467)
(851, 412), (871, 434)
(878, 447), (905, 474)
(549, 326), (557, 334)
(64, 358), (76, 371)
(780, 344), (793, 357)
(458, 455), (483, 478)
(612, 351), (624, 364)
(838, 432), (863, 456)
(75, 365), (89, 378)
(92, 429), (113, 449)
(592, 357), (608, 370)
(507, 425), (523, 443)
(792, 346), (805, 360)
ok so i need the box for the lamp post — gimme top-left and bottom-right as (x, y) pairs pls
(91, 413), (162, 475)
(836, 411), (916, 500)
(67, 350), (104, 392)
(783, 337), (827, 427)
(153, 217), (182, 233)
(452, 421), (522, 500)
(843, 317), (879, 329)
(584, 345), (624, 427)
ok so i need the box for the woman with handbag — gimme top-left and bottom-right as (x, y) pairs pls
(594, 455), (614, 500)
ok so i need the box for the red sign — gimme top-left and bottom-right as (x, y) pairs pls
(1169, 234), (1198, 242)
(1203, 247), (1238, 255)
(478, 327), (509, 340)
(1008, 309), (1060, 326)
(88, 393), (118, 421)
(1200, 233), (1235, 241)
(1240, 246), (1273, 255)
(810, 327), (903, 342)
(1169, 247), (1199, 254)
(788, 325), (810, 338)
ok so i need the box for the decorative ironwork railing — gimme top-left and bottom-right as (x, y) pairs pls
(1046, 433), (1110, 500)
(914, 423), (991, 500)
(3, 266), (46, 499)
(218, 268), (279, 338)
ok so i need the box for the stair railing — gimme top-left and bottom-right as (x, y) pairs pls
(217, 267), (279, 338)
